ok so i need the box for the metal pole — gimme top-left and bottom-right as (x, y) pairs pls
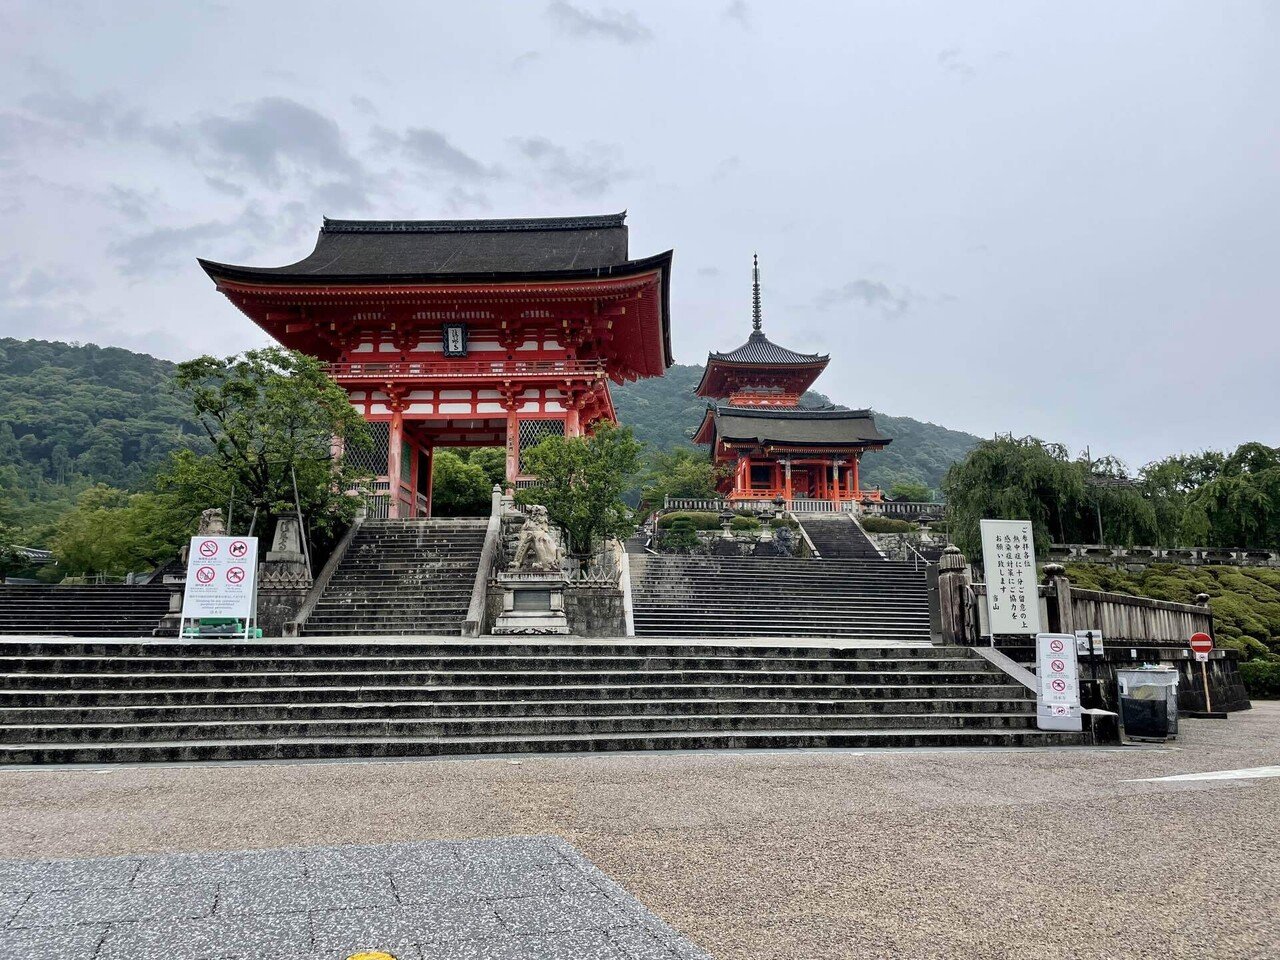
(291, 466), (313, 580)
(1201, 659), (1212, 713)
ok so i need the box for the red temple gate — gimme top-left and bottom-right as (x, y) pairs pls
(201, 214), (673, 517)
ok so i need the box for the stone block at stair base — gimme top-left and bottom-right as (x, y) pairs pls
(491, 573), (570, 635)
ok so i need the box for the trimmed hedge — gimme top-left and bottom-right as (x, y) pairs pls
(1241, 659), (1280, 699)
(656, 511), (722, 531)
(861, 516), (916, 534)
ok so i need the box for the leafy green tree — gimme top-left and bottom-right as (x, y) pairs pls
(888, 479), (932, 502)
(637, 447), (723, 512)
(48, 485), (191, 576)
(517, 423), (644, 555)
(430, 451), (491, 516)
(162, 348), (370, 548)
(464, 447), (507, 488)
(943, 436), (1086, 556)
(0, 521), (19, 583)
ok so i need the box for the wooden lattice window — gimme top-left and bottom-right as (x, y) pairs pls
(518, 418), (564, 474)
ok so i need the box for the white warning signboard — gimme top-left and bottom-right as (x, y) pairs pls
(980, 519), (1043, 635)
(182, 536), (258, 620)
(1036, 632), (1082, 732)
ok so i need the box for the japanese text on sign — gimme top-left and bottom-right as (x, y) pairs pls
(1035, 632), (1082, 732)
(182, 536), (258, 620)
(980, 519), (1043, 635)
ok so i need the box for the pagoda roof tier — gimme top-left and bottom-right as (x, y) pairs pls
(695, 333), (829, 398)
(201, 214), (632, 279)
(199, 213), (672, 379)
(708, 330), (829, 366)
(693, 405), (889, 450)
(694, 255), (829, 398)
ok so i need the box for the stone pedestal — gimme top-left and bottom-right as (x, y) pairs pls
(491, 572), (571, 635)
(154, 507), (228, 637)
(256, 516), (313, 637)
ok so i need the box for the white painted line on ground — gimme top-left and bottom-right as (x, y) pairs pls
(1127, 765), (1280, 783)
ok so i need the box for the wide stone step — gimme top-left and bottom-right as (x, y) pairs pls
(0, 681), (1030, 708)
(0, 668), (1008, 691)
(0, 654), (986, 675)
(0, 711), (1046, 745)
(0, 640), (967, 658)
(0, 697), (1036, 725)
(0, 727), (1086, 764)
(2, 655), (977, 675)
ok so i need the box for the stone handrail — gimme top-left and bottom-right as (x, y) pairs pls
(462, 485), (505, 637)
(1049, 543), (1280, 568)
(664, 497), (728, 512)
(864, 500), (947, 519)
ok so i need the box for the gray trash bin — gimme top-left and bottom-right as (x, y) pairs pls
(1117, 666), (1179, 741)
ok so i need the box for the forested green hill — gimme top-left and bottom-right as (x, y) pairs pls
(0, 339), (200, 532)
(0, 341), (975, 542)
(611, 363), (978, 492)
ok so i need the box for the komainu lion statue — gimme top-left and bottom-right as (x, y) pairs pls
(512, 505), (564, 572)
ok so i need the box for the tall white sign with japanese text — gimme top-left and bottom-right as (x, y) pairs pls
(182, 536), (258, 621)
(1035, 632), (1083, 731)
(979, 519), (1042, 635)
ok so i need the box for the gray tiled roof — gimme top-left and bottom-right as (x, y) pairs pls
(708, 331), (828, 365)
(200, 213), (634, 279)
(712, 405), (889, 447)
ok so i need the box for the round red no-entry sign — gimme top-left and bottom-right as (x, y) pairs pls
(1190, 632), (1214, 655)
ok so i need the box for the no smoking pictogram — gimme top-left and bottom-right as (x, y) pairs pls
(195, 566), (216, 584)
(198, 540), (218, 558)
(226, 566), (246, 585)
(1049, 638), (1064, 653)
(229, 540), (249, 558)
(1051, 678), (1067, 693)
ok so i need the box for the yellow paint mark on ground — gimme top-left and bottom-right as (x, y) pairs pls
(347, 953), (397, 960)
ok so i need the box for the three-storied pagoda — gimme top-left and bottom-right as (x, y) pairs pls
(693, 256), (888, 506)
(200, 213), (672, 518)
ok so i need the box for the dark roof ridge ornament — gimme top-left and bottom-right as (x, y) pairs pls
(751, 252), (763, 335)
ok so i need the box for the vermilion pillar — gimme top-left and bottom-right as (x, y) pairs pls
(505, 407), (519, 483)
(387, 411), (404, 519)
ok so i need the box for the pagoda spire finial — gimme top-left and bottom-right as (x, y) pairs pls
(751, 252), (762, 333)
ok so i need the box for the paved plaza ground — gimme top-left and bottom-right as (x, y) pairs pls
(1, 704), (1277, 959)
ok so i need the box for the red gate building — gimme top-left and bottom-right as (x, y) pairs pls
(693, 257), (888, 508)
(201, 213), (672, 517)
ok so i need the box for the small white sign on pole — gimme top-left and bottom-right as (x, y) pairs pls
(181, 536), (258, 636)
(1036, 632), (1083, 732)
(979, 519), (1042, 635)
(1075, 629), (1105, 657)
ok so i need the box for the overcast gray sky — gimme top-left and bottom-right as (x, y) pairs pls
(1, 0), (1277, 468)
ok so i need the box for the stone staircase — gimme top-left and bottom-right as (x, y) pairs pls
(629, 554), (930, 641)
(0, 585), (170, 637)
(301, 519), (486, 636)
(0, 640), (1084, 763)
(798, 513), (885, 560)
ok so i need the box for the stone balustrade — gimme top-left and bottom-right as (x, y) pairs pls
(1049, 543), (1280, 568)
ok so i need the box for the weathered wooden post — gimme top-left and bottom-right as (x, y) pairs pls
(1044, 562), (1074, 635)
(938, 544), (971, 645)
